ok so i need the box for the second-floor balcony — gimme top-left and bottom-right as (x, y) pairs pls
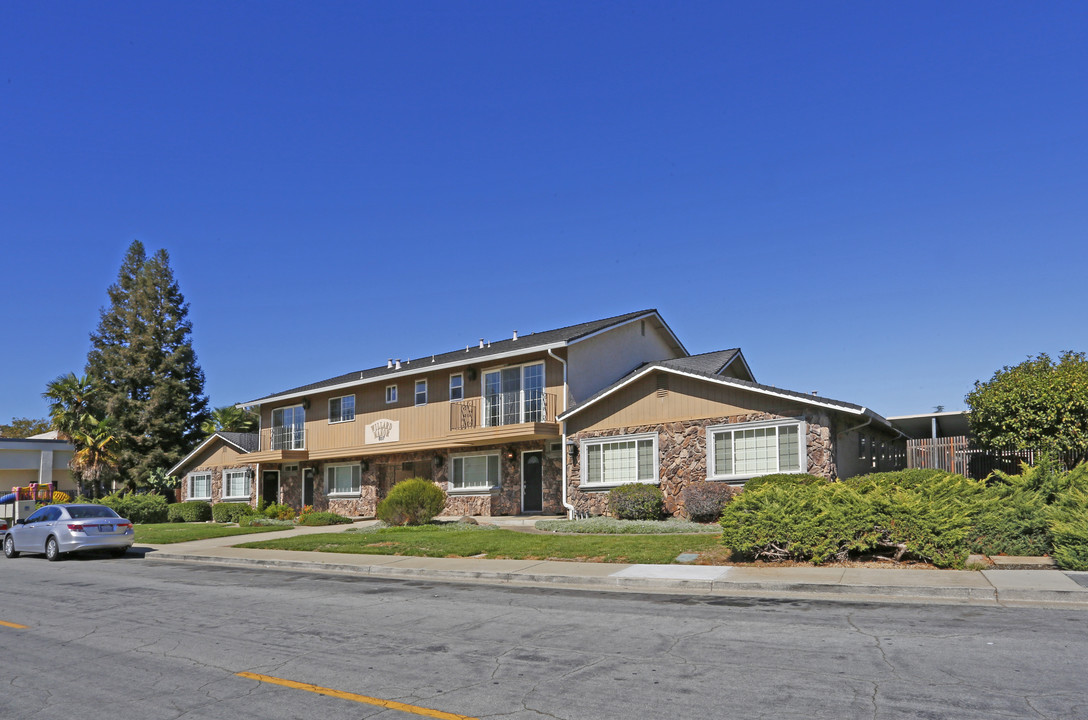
(270, 426), (306, 450)
(451, 391), (556, 431)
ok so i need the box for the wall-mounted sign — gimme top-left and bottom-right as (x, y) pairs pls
(365, 418), (400, 444)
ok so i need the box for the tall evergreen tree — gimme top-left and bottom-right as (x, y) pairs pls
(86, 241), (210, 487)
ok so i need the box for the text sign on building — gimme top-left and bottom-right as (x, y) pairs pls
(365, 418), (400, 444)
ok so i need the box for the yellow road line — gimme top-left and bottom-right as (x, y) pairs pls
(0, 620), (29, 629)
(235, 671), (479, 720)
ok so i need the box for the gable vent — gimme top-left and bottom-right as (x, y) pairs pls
(656, 374), (669, 398)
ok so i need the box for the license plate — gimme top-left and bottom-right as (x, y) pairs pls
(98, 525), (113, 532)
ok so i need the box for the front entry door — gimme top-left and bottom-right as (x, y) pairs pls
(522, 451), (543, 512)
(262, 471), (280, 505)
(302, 468), (314, 508)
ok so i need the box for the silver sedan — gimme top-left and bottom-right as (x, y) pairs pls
(2, 504), (135, 561)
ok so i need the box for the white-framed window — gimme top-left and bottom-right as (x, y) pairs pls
(325, 463), (361, 497)
(483, 361), (546, 426)
(449, 373), (464, 402)
(188, 472), (212, 500)
(223, 469), (250, 500)
(386, 384), (398, 404)
(580, 433), (658, 488)
(708, 418), (806, 481)
(450, 453), (500, 492)
(329, 395), (355, 424)
(270, 404), (305, 450)
(415, 379), (428, 406)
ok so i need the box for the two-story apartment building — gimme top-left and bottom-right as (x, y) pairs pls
(170, 309), (904, 518)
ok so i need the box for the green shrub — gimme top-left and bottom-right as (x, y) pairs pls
(680, 482), (739, 522)
(720, 482), (878, 564)
(742, 473), (828, 492)
(168, 500), (212, 523)
(263, 503), (296, 521)
(608, 483), (665, 520)
(99, 492), (169, 524)
(297, 510), (353, 526)
(1047, 463), (1088, 570)
(969, 472), (1051, 556)
(212, 502), (256, 523)
(376, 478), (446, 526)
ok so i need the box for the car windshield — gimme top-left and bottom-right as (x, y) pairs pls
(66, 506), (121, 519)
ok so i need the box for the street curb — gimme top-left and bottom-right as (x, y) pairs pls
(146, 551), (1088, 606)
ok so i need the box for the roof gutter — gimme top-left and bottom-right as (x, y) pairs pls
(547, 348), (575, 519)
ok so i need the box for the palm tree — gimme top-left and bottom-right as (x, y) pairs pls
(69, 416), (118, 497)
(43, 372), (98, 440)
(201, 405), (258, 435)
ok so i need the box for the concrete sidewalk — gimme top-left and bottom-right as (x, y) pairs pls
(139, 521), (1088, 608)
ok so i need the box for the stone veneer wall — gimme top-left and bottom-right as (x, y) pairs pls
(566, 410), (838, 517)
(263, 441), (562, 518)
(179, 464), (258, 505)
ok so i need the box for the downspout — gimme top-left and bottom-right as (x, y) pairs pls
(547, 348), (575, 519)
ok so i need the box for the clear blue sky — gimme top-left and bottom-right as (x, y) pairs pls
(2, 1), (1086, 423)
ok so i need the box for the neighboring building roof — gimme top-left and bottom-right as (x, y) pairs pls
(0, 436), (74, 450)
(558, 355), (898, 432)
(887, 411), (971, 439)
(242, 309), (686, 407)
(27, 430), (61, 440)
(167, 432), (260, 476)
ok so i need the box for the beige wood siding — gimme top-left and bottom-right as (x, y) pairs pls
(260, 352), (565, 453)
(567, 371), (811, 435)
(178, 442), (248, 476)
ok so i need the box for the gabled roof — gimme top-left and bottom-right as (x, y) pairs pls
(242, 309), (686, 407)
(167, 432), (259, 477)
(557, 355), (896, 431)
(658, 348), (754, 381)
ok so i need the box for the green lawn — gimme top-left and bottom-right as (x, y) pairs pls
(237, 525), (724, 564)
(135, 523), (284, 544)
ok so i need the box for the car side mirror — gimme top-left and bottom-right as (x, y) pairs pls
(16, 519), (26, 525)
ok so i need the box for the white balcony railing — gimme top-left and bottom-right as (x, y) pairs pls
(270, 426), (305, 451)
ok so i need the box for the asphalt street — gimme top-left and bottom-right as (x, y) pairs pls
(1, 554), (1086, 720)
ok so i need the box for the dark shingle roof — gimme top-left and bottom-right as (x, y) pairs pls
(247, 309), (679, 404)
(559, 352), (892, 428)
(216, 432), (260, 453)
(659, 349), (740, 376)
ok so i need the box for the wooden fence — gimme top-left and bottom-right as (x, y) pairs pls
(906, 436), (1084, 478)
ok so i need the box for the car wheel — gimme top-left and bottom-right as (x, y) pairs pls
(3, 535), (18, 559)
(111, 547), (128, 558)
(45, 536), (62, 562)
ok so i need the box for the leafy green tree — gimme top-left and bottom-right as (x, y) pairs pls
(966, 351), (1088, 462)
(145, 467), (180, 497)
(201, 405), (258, 435)
(85, 241), (210, 487)
(0, 417), (51, 438)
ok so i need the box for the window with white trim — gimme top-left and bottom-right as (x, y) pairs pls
(329, 395), (355, 423)
(450, 453), (499, 491)
(325, 463), (361, 496)
(708, 419), (805, 480)
(415, 379), (427, 406)
(224, 469), (250, 499)
(449, 373), (464, 401)
(188, 472), (212, 500)
(581, 434), (658, 487)
(385, 385), (397, 404)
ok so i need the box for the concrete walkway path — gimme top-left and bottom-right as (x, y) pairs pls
(138, 518), (1088, 608)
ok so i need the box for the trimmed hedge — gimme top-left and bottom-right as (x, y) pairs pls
(680, 482), (739, 523)
(99, 492), (169, 524)
(376, 478), (446, 526)
(168, 500), (212, 523)
(212, 502), (256, 524)
(741, 473), (828, 493)
(297, 510), (353, 526)
(608, 483), (665, 520)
